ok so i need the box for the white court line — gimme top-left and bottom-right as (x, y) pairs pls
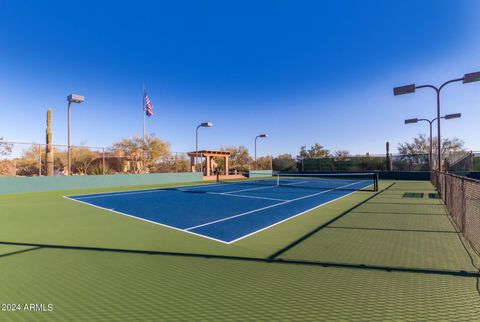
(66, 181), (222, 198)
(281, 180), (309, 186)
(206, 192), (287, 202)
(174, 180), (260, 190)
(64, 179), (373, 244)
(221, 185), (278, 194)
(62, 196), (230, 244)
(74, 190), (167, 199)
(185, 180), (366, 231)
(69, 179), (257, 198)
(226, 186), (368, 244)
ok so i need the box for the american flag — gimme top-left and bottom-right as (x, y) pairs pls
(144, 93), (154, 117)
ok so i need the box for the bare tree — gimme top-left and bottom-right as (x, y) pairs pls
(273, 153), (297, 172)
(253, 155), (273, 170)
(333, 150), (350, 160)
(397, 134), (465, 155)
(298, 143), (330, 160)
(0, 138), (14, 175)
(0, 138), (13, 158)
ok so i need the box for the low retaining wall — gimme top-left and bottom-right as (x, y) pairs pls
(0, 172), (203, 195)
(249, 170), (274, 178)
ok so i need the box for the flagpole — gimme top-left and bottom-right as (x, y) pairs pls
(142, 84), (146, 142)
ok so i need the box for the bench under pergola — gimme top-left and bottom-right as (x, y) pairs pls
(187, 150), (231, 176)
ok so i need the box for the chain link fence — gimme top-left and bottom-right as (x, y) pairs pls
(3, 140), (477, 177)
(474, 152), (480, 171)
(446, 151), (479, 172)
(273, 154), (431, 172)
(431, 170), (480, 255)
(249, 157), (273, 171)
(274, 152), (480, 173)
(0, 141), (190, 176)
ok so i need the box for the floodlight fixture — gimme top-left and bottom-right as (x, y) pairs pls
(463, 72), (480, 84)
(404, 118), (419, 124)
(393, 84), (416, 96)
(443, 113), (461, 120)
(404, 112), (462, 171)
(394, 72), (479, 171)
(67, 94), (85, 104)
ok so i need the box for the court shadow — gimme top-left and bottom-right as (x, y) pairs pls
(326, 226), (458, 234)
(267, 183), (396, 260)
(0, 240), (477, 279)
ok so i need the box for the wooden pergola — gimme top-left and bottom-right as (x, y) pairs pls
(187, 150), (231, 176)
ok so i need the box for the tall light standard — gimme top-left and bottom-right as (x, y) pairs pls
(67, 94), (85, 176)
(254, 134), (268, 162)
(404, 113), (461, 170)
(394, 72), (480, 171)
(195, 122), (213, 173)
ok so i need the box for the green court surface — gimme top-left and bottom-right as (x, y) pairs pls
(0, 180), (479, 321)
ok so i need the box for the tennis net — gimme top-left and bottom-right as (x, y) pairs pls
(218, 172), (378, 192)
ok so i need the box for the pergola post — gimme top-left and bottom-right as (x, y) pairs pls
(190, 156), (195, 172)
(206, 155), (211, 176)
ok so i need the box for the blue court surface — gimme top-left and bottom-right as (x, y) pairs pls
(66, 177), (374, 243)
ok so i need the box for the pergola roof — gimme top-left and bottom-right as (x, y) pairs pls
(187, 150), (231, 157)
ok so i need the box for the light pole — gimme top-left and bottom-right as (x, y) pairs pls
(254, 134), (268, 162)
(404, 113), (461, 171)
(67, 94), (85, 176)
(195, 122), (213, 173)
(394, 72), (480, 171)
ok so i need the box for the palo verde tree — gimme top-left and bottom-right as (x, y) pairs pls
(111, 134), (171, 173)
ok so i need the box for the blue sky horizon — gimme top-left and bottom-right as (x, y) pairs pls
(1, 0), (479, 157)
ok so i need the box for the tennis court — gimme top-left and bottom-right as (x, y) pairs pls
(65, 173), (377, 243)
(1, 176), (480, 321)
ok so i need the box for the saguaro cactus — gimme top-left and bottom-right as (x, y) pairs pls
(386, 141), (391, 171)
(46, 109), (54, 176)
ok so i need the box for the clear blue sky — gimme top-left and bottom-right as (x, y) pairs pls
(1, 0), (479, 156)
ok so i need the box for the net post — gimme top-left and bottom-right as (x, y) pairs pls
(276, 173), (280, 186)
(374, 172), (379, 191)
